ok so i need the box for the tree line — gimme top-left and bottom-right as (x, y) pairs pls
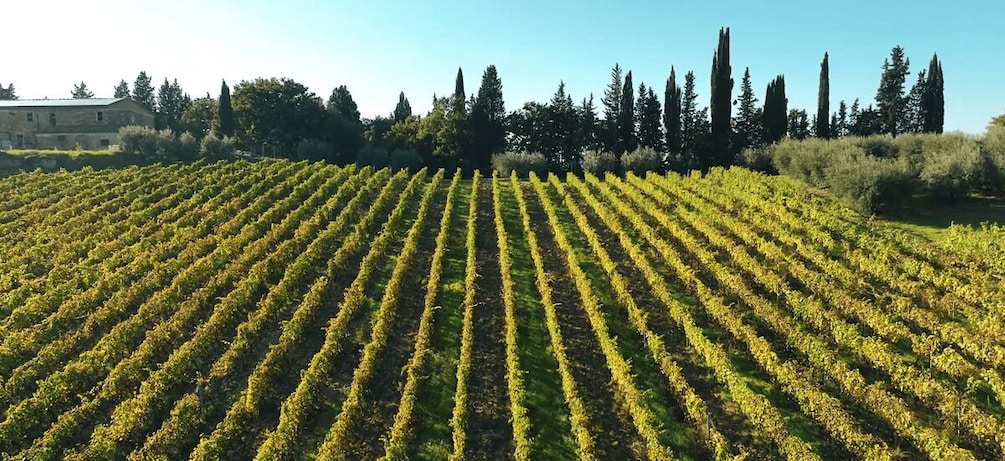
(0, 28), (946, 172)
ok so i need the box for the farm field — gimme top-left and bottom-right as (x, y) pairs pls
(1, 160), (1004, 460)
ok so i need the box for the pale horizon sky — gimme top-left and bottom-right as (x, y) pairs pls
(4, 0), (1003, 134)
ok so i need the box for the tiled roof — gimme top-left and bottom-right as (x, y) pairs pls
(0, 98), (126, 108)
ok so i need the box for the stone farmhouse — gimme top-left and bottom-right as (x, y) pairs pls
(0, 98), (154, 150)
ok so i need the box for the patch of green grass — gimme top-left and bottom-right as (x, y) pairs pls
(412, 181), (470, 461)
(497, 179), (578, 460)
(538, 180), (707, 460)
(880, 196), (1005, 241)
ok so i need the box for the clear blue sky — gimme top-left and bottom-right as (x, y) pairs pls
(6, 0), (1003, 133)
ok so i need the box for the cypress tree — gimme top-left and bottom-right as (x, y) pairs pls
(664, 67), (682, 158)
(620, 70), (637, 154)
(219, 80), (234, 137)
(922, 54), (944, 133)
(602, 63), (624, 154)
(710, 27), (733, 166)
(816, 52), (830, 138)
(453, 67), (466, 114)
(762, 75), (787, 144)
(393, 91), (412, 122)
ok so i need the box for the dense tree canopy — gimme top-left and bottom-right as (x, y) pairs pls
(231, 77), (325, 156)
(157, 78), (192, 132)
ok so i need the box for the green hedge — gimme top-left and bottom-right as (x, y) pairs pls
(758, 132), (1005, 213)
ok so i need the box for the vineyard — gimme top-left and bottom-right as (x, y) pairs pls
(1, 160), (1004, 460)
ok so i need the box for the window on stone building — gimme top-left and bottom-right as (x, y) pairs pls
(96, 112), (103, 122)
(16, 135), (23, 148)
(49, 113), (56, 126)
(27, 113), (33, 122)
(100, 139), (110, 148)
(57, 135), (66, 148)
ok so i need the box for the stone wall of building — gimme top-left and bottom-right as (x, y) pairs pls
(0, 99), (154, 150)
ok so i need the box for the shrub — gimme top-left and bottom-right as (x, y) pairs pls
(771, 137), (846, 188)
(356, 144), (390, 169)
(853, 135), (899, 158)
(491, 151), (548, 178)
(825, 153), (915, 213)
(581, 150), (619, 175)
(740, 147), (776, 174)
(175, 132), (199, 162)
(389, 148), (423, 171)
(918, 142), (983, 200)
(118, 126), (166, 158)
(199, 132), (235, 160)
(984, 126), (1005, 156)
(621, 147), (663, 175)
(117, 125), (202, 162)
(296, 138), (334, 161)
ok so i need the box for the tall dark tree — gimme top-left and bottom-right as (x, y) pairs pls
(157, 78), (192, 132)
(733, 67), (760, 152)
(219, 80), (234, 137)
(326, 85), (365, 162)
(133, 71), (156, 112)
(816, 52), (830, 138)
(393, 91), (412, 123)
(72, 81), (94, 99)
(579, 94), (602, 153)
(787, 109), (810, 139)
(762, 75), (788, 144)
(835, 100), (849, 137)
(469, 65), (506, 172)
(636, 84), (663, 152)
(601, 63), (624, 154)
(680, 71), (704, 170)
(548, 81), (580, 170)
(113, 80), (130, 98)
(904, 70), (928, 133)
(848, 98), (882, 136)
(664, 67), (682, 158)
(921, 53), (944, 133)
(619, 70), (637, 154)
(875, 45), (911, 136)
(0, 83), (16, 100)
(709, 27), (733, 166)
(453, 67), (466, 114)
(506, 101), (550, 157)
